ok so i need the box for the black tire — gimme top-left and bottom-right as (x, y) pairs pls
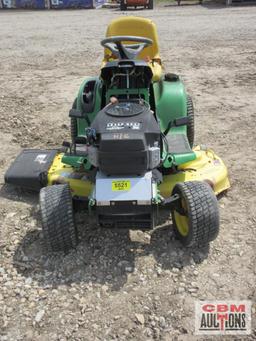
(71, 117), (77, 144)
(187, 95), (195, 148)
(151, 206), (158, 229)
(171, 181), (219, 248)
(70, 98), (77, 144)
(40, 184), (78, 253)
(120, 0), (127, 10)
(148, 0), (154, 9)
(148, 0), (153, 9)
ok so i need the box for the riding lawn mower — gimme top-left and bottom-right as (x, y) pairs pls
(5, 17), (230, 253)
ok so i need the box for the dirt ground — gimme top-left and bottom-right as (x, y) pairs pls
(0, 3), (256, 341)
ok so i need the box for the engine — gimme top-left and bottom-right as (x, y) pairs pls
(88, 101), (161, 175)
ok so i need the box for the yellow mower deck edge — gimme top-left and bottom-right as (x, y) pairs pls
(47, 153), (93, 198)
(47, 146), (230, 199)
(159, 146), (230, 198)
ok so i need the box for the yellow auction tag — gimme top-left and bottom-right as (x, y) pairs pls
(112, 180), (131, 191)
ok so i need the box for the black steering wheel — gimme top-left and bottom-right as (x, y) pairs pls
(101, 36), (153, 60)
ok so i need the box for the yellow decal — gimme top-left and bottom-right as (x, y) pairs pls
(112, 180), (131, 191)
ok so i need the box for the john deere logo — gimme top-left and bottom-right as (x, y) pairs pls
(195, 301), (251, 335)
(106, 122), (141, 130)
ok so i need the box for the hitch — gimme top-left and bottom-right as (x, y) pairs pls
(162, 193), (180, 206)
(162, 193), (187, 215)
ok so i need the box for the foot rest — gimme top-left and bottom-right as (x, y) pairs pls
(166, 134), (192, 154)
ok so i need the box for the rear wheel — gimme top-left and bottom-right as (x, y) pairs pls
(171, 181), (219, 248)
(40, 184), (78, 253)
(120, 0), (127, 10)
(187, 95), (195, 148)
(70, 98), (78, 145)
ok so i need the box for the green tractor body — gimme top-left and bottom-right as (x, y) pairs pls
(5, 17), (230, 253)
(66, 74), (195, 170)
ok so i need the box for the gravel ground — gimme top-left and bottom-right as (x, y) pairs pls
(0, 4), (256, 341)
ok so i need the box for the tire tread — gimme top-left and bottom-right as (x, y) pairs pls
(172, 181), (219, 248)
(40, 184), (77, 253)
(187, 95), (195, 148)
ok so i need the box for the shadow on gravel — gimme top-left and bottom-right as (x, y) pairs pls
(0, 184), (39, 205)
(163, 1), (238, 9)
(114, 8), (148, 12)
(13, 207), (209, 291)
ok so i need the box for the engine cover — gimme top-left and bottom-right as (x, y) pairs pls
(90, 102), (161, 175)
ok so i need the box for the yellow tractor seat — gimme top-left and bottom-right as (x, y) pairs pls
(102, 16), (162, 82)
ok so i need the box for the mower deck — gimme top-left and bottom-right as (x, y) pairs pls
(5, 146), (230, 200)
(5, 145), (229, 199)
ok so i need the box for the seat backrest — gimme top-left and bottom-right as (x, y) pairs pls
(104, 17), (160, 62)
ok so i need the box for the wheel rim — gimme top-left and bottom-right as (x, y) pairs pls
(174, 198), (189, 237)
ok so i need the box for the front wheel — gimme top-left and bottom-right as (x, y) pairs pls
(171, 181), (219, 248)
(40, 184), (78, 253)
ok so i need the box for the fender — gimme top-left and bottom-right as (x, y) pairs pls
(153, 78), (195, 167)
(76, 77), (103, 136)
(153, 79), (188, 135)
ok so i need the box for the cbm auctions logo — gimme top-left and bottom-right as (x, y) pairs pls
(195, 301), (251, 335)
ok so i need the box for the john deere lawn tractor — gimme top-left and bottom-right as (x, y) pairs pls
(5, 17), (230, 253)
